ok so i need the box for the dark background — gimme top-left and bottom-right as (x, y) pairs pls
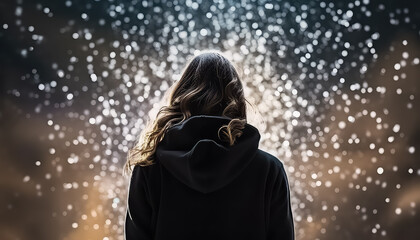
(1, 0), (420, 239)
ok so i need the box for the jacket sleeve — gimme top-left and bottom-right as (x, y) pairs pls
(267, 163), (295, 240)
(124, 165), (154, 240)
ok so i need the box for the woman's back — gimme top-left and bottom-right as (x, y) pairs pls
(125, 114), (295, 240)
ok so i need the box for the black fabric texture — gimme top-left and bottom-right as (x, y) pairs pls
(124, 114), (295, 240)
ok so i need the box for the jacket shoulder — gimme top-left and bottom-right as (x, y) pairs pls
(254, 149), (286, 169)
(134, 160), (161, 172)
(253, 149), (290, 181)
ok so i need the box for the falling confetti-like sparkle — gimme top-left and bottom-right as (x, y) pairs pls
(1, 0), (420, 239)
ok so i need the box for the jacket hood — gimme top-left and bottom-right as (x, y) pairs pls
(155, 114), (261, 194)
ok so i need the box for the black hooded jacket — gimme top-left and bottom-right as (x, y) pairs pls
(124, 115), (295, 240)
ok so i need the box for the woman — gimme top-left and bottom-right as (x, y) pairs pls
(123, 51), (295, 240)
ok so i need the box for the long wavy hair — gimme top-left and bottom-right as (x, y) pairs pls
(123, 50), (251, 176)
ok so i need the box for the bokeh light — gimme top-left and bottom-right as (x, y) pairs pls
(1, 0), (419, 239)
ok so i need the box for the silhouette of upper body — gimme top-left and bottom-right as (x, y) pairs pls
(124, 114), (295, 240)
